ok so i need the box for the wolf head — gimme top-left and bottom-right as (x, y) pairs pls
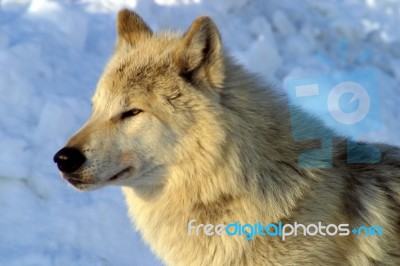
(54, 9), (228, 192)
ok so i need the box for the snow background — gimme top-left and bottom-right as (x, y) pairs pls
(0, 0), (399, 265)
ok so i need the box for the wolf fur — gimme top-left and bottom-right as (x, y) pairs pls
(56, 9), (400, 266)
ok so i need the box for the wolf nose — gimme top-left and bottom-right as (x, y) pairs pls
(53, 147), (86, 174)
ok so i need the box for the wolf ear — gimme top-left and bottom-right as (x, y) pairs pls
(116, 9), (152, 48)
(174, 16), (224, 88)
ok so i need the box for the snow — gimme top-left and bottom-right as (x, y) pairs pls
(0, 0), (399, 265)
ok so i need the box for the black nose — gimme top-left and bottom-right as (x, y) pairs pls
(53, 147), (86, 174)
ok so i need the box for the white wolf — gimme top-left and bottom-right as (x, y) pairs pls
(54, 9), (400, 266)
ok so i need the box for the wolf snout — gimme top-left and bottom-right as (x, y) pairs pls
(53, 147), (86, 174)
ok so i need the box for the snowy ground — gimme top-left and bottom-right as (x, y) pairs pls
(0, 0), (399, 265)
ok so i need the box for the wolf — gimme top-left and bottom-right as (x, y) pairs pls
(54, 9), (400, 266)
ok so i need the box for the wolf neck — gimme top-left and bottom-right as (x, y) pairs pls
(186, 59), (319, 222)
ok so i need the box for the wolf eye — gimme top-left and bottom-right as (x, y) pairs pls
(121, 108), (142, 120)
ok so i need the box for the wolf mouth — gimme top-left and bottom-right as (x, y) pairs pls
(66, 167), (132, 188)
(108, 167), (132, 182)
(67, 177), (90, 187)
